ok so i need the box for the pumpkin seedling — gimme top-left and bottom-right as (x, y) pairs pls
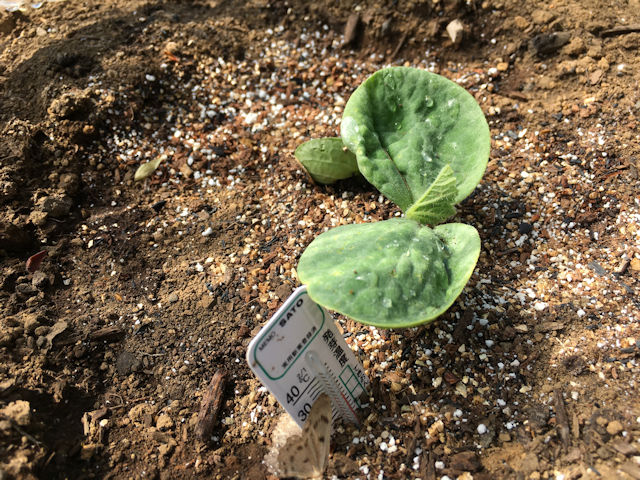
(296, 67), (490, 328)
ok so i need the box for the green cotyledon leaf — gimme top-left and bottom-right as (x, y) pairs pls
(294, 138), (358, 184)
(340, 67), (490, 213)
(406, 164), (457, 225)
(297, 218), (480, 328)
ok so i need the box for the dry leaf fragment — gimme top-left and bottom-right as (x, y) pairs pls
(134, 156), (165, 181)
(44, 320), (68, 349)
(446, 19), (465, 45)
(26, 250), (47, 273)
(265, 393), (332, 480)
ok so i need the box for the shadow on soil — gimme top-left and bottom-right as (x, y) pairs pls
(0, 0), (298, 124)
(8, 385), (102, 478)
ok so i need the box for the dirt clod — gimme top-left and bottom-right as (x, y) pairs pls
(531, 31), (572, 55)
(0, 400), (31, 426)
(606, 420), (624, 436)
(47, 89), (94, 121)
(35, 194), (72, 218)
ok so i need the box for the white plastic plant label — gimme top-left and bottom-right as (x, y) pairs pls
(247, 285), (369, 427)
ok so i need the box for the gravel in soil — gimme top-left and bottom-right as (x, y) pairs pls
(1, 0), (640, 479)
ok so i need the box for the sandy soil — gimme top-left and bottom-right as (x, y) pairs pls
(1, 0), (639, 479)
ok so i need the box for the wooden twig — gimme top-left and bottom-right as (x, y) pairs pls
(391, 32), (408, 59)
(57, 325), (125, 347)
(0, 414), (44, 447)
(422, 450), (436, 480)
(404, 419), (421, 466)
(498, 91), (532, 102)
(497, 247), (519, 257)
(553, 389), (571, 450)
(196, 370), (227, 441)
(600, 25), (640, 37)
(571, 411), (580, 441)
(89, 325), (124, 342)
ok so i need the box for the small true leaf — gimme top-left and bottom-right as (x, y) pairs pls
(298, 218), (480, 328)
(405, 164), (457, 225)
(295, 138), (358, 184)
(341, 66), (490, 212)
(134, 157), (164, 182)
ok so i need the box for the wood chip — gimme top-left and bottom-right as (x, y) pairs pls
(421, 450), (436, 480)
(45, 320), (68, 349)
(343, 13), (360, 46)
(615, 259), (631, 275)
(196, 370), (226, 441)
(449, 450), (481, 472)
(612, 440), (639, 456)
(536, 321), (565, 332)
(89, 325), (125, 342)
(553, 389), (571, 450)
(589, 69), (604, 85)
(620, 461), (640, 480)
(571, 411), (580, 440)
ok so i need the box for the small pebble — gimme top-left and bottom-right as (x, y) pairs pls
(533, 301), (547, 311)
(518, 222), (533, 234)
(606, 420), (623, 436)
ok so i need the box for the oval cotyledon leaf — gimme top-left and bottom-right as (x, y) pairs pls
(294, 137), (358, 184)
(341, 67), (490, 217)
(297, 218), (480, 328)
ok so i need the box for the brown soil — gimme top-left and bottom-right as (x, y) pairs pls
(1, 0), (639, 479)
